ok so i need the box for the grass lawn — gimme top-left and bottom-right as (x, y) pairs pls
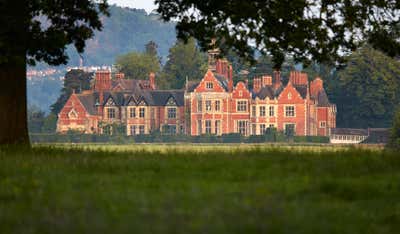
(0, 144), (399, 234)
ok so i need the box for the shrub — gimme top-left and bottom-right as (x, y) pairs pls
(388, 110), (400, 150)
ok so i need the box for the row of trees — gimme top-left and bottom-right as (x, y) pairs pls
(116, 38), (207, 89)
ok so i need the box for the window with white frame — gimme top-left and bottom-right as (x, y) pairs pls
(107, 108), (116, 119)
(285, 106), (295, 117)
(197, 100), (202, 112)
(205, 100), (212, 111)
(139, 108), (145, 118)
(139, 125), (145, 134)
(284, 123), (296, 135)
(260, 124), (266, 134)
(259, 106), (266, 117)
(269, 106), (275, 117)
(319, 121), (326, 128)
(205, 120), (212, 134)
(130, 125), (136, 135)
(129, 107), (136, 118)
(237, 101), (247, 112)
(215, 100), (220, 111)
(237, 120), (247, 135)
(215, 120), (221, 135)
(167, 107), (177, 119)
(206, 82), (213, 90)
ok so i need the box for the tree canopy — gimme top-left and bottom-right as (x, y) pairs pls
(162, 38), (207, 89)
(0, 0), (109, 145)
(115, 51), (161, 80)
(51, 69), (93, 115)
(156, 0), (400, 68)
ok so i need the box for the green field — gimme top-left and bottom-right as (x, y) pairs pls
(0, 144), (399, 234)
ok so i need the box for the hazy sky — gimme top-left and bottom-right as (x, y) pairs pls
(108, 0), (157, 13)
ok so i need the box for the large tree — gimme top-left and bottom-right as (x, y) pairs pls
(51, 69), (93, 115)
(115, 52), (161, 80)
(162, 38), (207, 89)
(156, 1), (400, 68)
(333, 46), (400, 128)
(0, 0), (109, 145)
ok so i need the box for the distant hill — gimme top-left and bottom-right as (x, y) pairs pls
(66, 5), (176, 66)
(28, 5), (177, 112)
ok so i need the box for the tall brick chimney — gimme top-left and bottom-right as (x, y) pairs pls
(253, 77), (261, 93)
(149, 72), (156, 90)
(94, 70), (111, 92)
(228, 65), (233, 92)
(273, 70), (282, 90)
(289, 71), (308, 86)
(261, 75), (272, 87)
(310, 77), (323, 98)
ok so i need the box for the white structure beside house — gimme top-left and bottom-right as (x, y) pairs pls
(330, 128), (368, 144)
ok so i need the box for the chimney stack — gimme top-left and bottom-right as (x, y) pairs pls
(273, 70), (282, 90)
(253, 77), (261, 93)
(149, 72), (156, 90)
(310, 77), (323, 98)
(228, 66), (233, 92)
(94, 70), (111, 92)
(289, 71), (308, 86)
(261, 75), (272, 87)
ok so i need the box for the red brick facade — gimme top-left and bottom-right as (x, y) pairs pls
(57, 57), (336, 137)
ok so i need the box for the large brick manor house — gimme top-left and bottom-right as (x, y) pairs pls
(57, 52), (336, 136)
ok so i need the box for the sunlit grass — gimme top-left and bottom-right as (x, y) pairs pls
(0, 144), (398, 234)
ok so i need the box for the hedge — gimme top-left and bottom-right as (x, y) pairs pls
(30, 133), (330, 144)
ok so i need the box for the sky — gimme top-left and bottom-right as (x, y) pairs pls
(108, 0), (157, 13)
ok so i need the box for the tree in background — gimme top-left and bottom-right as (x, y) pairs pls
(162, 38), (207, 89)
(145, 41), (159, 58)
(115, 51), (161, 80)
(27, 106), (46, 133)
(41, 113), (58, 133)
(0, 0), (109, 145)
(312, 46), (400, 128)
(51, 69), (93, 115)
(388, 110), (400, 149)
(156, 0), (400, 69)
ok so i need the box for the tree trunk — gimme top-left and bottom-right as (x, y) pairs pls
(0, 59), (30, 145)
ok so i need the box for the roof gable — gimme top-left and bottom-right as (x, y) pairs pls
(277, 82), (305, 103)
(232, 81), (251, 98)
(194, 70), (227, 93)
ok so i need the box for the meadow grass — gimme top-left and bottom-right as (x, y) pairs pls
(0, 144), (399, 234)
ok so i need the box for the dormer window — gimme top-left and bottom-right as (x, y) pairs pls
(206, 82), (213, 90)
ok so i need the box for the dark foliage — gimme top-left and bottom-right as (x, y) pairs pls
(51, 69), (93, 115)
(156, 0), (400, 68)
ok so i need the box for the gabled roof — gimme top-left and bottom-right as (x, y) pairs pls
(186, 81), (199, 92)
(214, 74), (229, 91)
(317, 89), (331, 107)
(255, 86), (274, 99)
(293, 85), (308, 99)
(76, 94), (97, 115)
(151, 90), (185, 106)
